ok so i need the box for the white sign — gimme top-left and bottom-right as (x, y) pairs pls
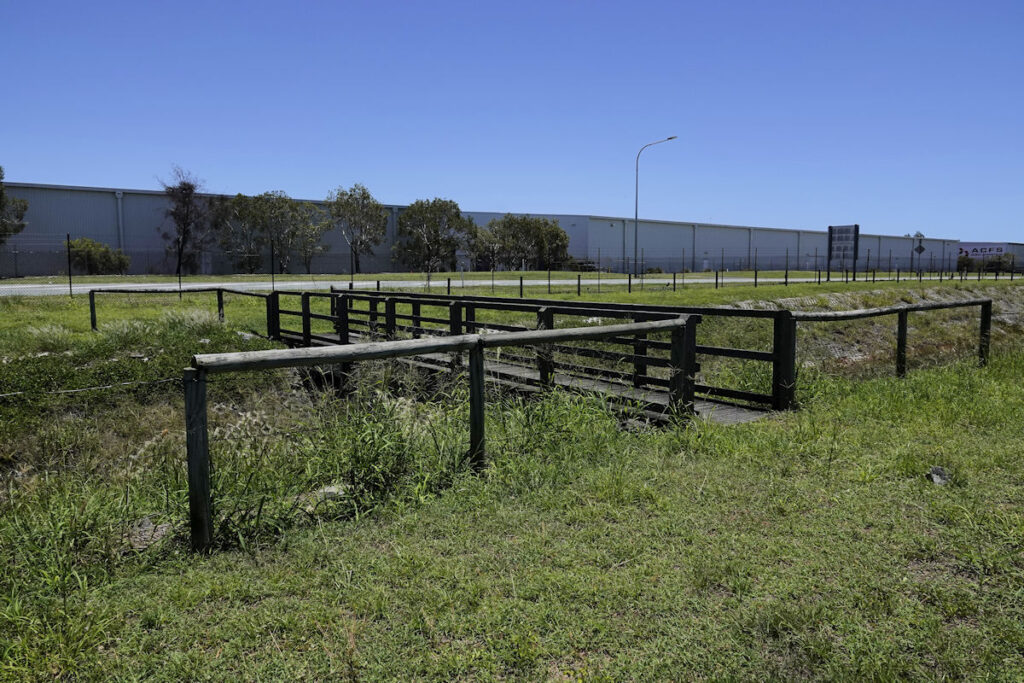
(958, 242), (1007, 257)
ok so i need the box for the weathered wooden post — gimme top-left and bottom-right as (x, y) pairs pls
(216, 289), (225, 323)
(672, 272), (677, 291)
(536, 307), (554, 386)
(979, 300), (991, 367)
(384, 297), (397, 340)
(669, 316), (699, 414)
(184, 367), (213, 552)
(266, 291), (280, 340)
(896, 310), (908, 378)
(468, 340), (486, 470)
(334, 295), (350, 344)
(411, 301), (421, 338)
(301, 293), (312, 346)
(89, 290), (97, 331)
(772, 311), (797, 410)
(447, 278), (451, 295)
(577, 274), (581, 296)
(632, 315), (648, 388)
(464, 304), (476, 333)
(447, 301), (462, 335)
(519, 276), (523, 298)
(628, 274), (632, 293)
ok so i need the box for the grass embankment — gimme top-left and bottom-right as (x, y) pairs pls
(1, 283), (1023, 678)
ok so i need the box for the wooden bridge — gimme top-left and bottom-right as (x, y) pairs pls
(267, 289), (789, 425)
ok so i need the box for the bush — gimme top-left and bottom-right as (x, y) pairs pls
(69, 238), (130, 275)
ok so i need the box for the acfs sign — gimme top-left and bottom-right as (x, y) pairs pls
(958, 242), (1007, 257)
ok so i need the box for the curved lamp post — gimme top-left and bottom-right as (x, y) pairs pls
(634, 136), (677, 276)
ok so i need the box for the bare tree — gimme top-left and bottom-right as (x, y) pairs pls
(160, 167), (216, 276)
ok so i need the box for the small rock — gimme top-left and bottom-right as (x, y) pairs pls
(298, 483), (349, 514)
(198, 338), (211, 344)
(236, 331), (256, 340)
(126, 517), (172, 550)
(927, 466), (950, 486)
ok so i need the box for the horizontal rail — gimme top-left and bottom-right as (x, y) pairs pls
(696, 345), (774, 362)
(790, 299), (990, 321)
(193, 317), (696, 374)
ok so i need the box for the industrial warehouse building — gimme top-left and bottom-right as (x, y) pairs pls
(0, 181), (990, 278)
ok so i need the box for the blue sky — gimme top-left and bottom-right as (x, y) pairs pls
(2, 0), (1021, 240)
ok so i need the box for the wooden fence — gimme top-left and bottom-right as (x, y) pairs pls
(791, 299), (992, 376)
(184, 315), (700, 551)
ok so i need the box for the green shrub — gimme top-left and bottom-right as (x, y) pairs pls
(69, 238), (130, 275)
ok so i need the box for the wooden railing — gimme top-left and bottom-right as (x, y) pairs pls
(184, 315), (700, 551)
(88, 287), (270, 332)
(791, 299), (992, 376)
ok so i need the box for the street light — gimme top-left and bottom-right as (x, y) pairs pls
(634, 135), (677, 276)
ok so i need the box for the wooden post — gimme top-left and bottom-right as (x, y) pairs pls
(376, 279), (381, 291)
(519, 276), (523, 298)
(979, 300), (991, 367)
(447, 278), (451, 295)
(628, 274), (632, 293)
(301, 293), (312, 346)
(468, 341), (486, 470)
(896, 310), (908, 378)
(772, 312), (797, 410)
(669, 318), (698, 414)
(89, 290), (97, 331)
(464, 304), (476, 333)
(266, 291), (280, 340)
(449, 302), (463, 336)
(184, 368), (213, 552)
(633, 315), (648, 388)
(385, 297), (396, 340)
(216, 289), (224, 323)
(715, 271), (719, 289)
(672, 272), (677, 291)
(577, 273), (581, 296)
(536, 307), (554, 386)
(335, 295), (349, 344)
(411, 302), (421, 338)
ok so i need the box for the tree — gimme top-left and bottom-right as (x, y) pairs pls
(485, 214), (569, 270)
(394, 198), (476, 272)
(160, 167), (217, 276)
(249, 191), (302, 274)
(294, 202), (332, 274)
(216, 194), (267, 273)
(325, 183), (387, 274)
(0, 166), (28, 249)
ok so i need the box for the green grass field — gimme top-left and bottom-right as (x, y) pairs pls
(1, 281), (1023, 679)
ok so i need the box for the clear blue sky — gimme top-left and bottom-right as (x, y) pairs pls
(2, 0), (1021, 240)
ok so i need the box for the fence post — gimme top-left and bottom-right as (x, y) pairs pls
(979, 300), (991, 367)
(669, 317), (698, 414)
(411, 301), (421, 338)
(577, 273), (581, 296)
(335, 295), (350, 344)
(468, 340), (486, 470)
(385, 297), (397, 340)
(633, 315), (648, 388)
(216, 289), (225, 323)
(301, 293), (312, 346)
(536, 307), (554, 386)
(519, 276), (523, 298)
(464, 304), (476, 333)
(266, 291), (280, 340)
(896, 310), (908, 378)
(449, 301), (463, 336)
(673, 272), (677, 291)
(184, 367), (213, 552)
(447, 277), (451, 295)
(772, 311), (797, 410)
(89, 290), (97, 331)
(628, 273), (632, 293)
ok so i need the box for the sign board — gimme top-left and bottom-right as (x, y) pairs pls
(914, 243), (926, 255)
(958, 242), (1007, 257)
(827, 224), (859, 266)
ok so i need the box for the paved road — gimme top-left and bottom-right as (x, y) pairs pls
(0, 272), (958, 296)
(0, 275), (860, 297)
